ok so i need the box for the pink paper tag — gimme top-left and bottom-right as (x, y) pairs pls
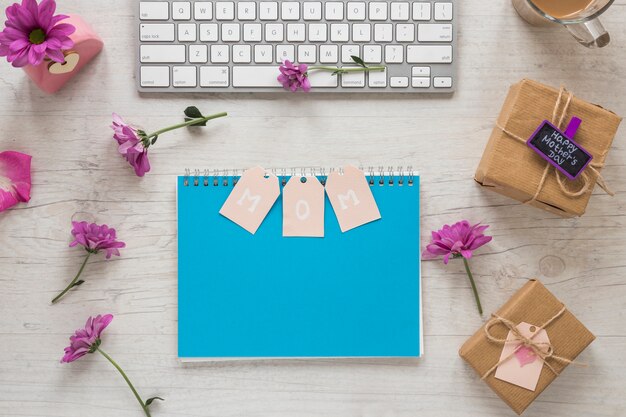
(494, 322), (550, 391)
(219, 166), (280, 234)
(325, 165), (381, 232)
(283, 176), (325, 237)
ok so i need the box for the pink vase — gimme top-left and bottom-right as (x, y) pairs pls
(22, 14), (103, 94)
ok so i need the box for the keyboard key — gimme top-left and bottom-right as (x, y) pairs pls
(265, 24), (284, 41)
(243, 23), (262, 41)
(178, 23), (197, 42)
(233, 66), (281, 87)
(412, 2), (431, 20)
(396, 23), (415, 42)
(172, 2), (191, 20)
(418, 24), (453, 42)
(237, 2), (256, 20)
(281, 2), (300, 20)
(368, 68), (387, 87)
(308, 71), (338, 87)
(298, 45), (317, 63)
(254, 44), (273, 63)
(434, 2), (453, 21)
(210, 44), (229, 62)
(140, 66), (170, 86)
(140, 24), (175, 42)
(390, 2), (410, 21)
(341, 44), (359, 63)
(303, 2), (323, 20)
(390, 76), (409, 87)
(173, 66), (197, 87)
(434, 76), (452, 87)
(140, 2), (169, 20)
(406, 45), (452, 63)
(233, 45), (252, 62)
(276, 44), (295, 62)
(200, 23), (218, 41)
(385, 45), (403, 63)
(319, 44), (338, 63)
(347, 2), (366, 20)
(330, 24), (349, 42)
(215, 2), (235, 20)
(374, 24), (392, 42)
(412, 76), (430, 87)
(221, 23), (240, 41)
(352, 24), (371, 42)
(140, 45), (186, 63)
(200, 66), (229, 87)
(412, 66), (430, 76)
(189, 45), (208, 63)
(369, 2), (388, 20)
(259, 2), (278, 20)
(287, 24), (306, 42)
(342, 70), (365, 87)
(325, 2), (344, 20)
(194, 2), (213, 20)
(363, 44), (382, 63)
(309, 23), (328, 42)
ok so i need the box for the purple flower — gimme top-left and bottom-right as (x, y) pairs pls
(278, 60), (311, 92)
(61, 314), (113, 363)
(0, 0), (75, 67)
(111, 113), (151, 177)
(0, 150), (32, 212)
(70, 221), (125, 259)
(423, 220), (492, 264)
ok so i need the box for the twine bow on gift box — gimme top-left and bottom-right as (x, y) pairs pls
(480, 306), (585, 380)
(496, 87), (614, 204)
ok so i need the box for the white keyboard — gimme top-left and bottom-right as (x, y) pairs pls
(137, 1), (456, 93)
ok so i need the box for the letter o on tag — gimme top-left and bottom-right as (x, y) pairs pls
(296, 199), (311, 220)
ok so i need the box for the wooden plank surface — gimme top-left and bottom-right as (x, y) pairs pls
(0, 1), (625, 416)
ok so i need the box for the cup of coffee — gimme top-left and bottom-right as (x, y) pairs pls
(512, 0), (614, 48)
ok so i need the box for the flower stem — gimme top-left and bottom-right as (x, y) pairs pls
(51, 253), (91, 304)
(97, 348), (151, 417)
(146, 112), (228, 139)
(462, 257), (483, 316)
(308, 65), (386, 73)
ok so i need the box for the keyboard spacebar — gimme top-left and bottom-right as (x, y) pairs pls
(233, 66), (282, 88)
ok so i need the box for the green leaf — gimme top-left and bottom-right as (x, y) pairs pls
(72, 280), (85, 288)
(151, 136), (158, 145)
(146, 397), (165, 407)
(184, 106), (207, 126)
(351, 55), (366, 68)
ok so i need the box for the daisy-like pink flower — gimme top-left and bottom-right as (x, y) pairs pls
(61, 314), (163, 417)
(422, 220), (493, 315)
(51, 221), (125, 304)
(0, 0), (75, 68)
(0, 150), (32, 212)
(111, 107), (227, 177)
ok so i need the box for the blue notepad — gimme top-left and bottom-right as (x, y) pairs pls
(177, 173), (422, 359)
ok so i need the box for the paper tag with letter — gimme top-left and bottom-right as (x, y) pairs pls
(494, 322), (550, 391)
(325, 165), (381, 232)
(283, 176), (325, 237)
(219, 166), (280, 234)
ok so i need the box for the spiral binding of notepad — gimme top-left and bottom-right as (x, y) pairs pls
(182, 166), (416, 187)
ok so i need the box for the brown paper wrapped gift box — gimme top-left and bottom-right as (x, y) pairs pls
(475, 79), (622, 217)
(459, 280), (595, 415)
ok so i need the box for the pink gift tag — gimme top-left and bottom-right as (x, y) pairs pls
(283, 176), (325, 237)
(325, 165), (381, 232)
(494, 322), (550, 391)
(219, 167), (280, 234)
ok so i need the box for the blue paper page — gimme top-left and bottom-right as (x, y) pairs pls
(177, 175), (421, 358)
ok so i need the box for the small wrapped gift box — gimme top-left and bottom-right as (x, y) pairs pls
(475, 79), (622, 217)
(459, 280), (595, 415)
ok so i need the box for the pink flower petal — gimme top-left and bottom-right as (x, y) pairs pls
(0, 151), (32, 212)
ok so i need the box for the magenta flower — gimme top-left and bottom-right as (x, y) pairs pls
(0, 150), (32, 212)
(278, 60), (311, 92)
(0, 0), (75, 67)
(61, 314), (163, 417)
(51, 221), (125, 304)
(111, 107), (227, 177)
(422, 220), (493, 315)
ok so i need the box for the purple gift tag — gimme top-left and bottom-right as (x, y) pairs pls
(526, 117), (593, 180)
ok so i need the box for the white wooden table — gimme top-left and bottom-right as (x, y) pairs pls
(1, 1), (625, 416)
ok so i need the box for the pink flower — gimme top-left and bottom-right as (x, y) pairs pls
(278, 60), (311, 92)
(61, 314), (113, 363)
(70, 221), (125, 259)
(111, 113), (151, 177)
(423, 220), (492, 264)
(0, 150), (32, 212)
(0, 0), (75, 67)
